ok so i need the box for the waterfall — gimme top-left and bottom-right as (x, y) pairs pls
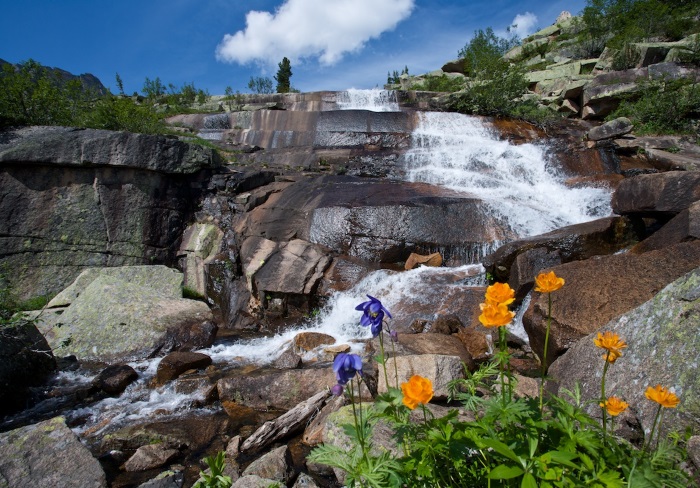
(402, 112), (612, 238)
(25, 97), (616, 436)
(335, 88), (399, 112)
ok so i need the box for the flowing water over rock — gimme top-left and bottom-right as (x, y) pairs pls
(335, 88), (400, 112)
(403, 112), (612, 237)
(3, 91), (616, 455)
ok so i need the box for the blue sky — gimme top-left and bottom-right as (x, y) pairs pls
(0, 0), (586, 96)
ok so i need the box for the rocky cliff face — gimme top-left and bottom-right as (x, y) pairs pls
(0, 126), (221, 300)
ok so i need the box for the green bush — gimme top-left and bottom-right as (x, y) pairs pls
(81, 95), (167, 134)
(411, 75), (465, 93)
(447, 64), (530, 117)
(0, 59), (94, 128)
(609, 77), (700, 134)
(458, 28), (520, 78)
(580, 0), (700, 51)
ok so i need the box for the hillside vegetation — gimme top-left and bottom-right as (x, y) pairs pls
(1, 0), (699, 136)
(391, 0), (700, 133)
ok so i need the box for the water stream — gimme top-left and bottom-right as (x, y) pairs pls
(7, 90), (614, 436)
(335, 88), (399, 112)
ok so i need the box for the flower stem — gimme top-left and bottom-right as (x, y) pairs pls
(389, 328), (399, 390)
(601, 353), (610, 445)
(643, 404), (663, 455)
(499, 326), (508, 408)
(379, 331), (390, 391)
(539, 292), (552, 412)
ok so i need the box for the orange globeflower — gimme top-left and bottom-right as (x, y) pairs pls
(645, 385), (680, 408)
(401, 375), (434, 410)
(478, 302), (515, 328)
(600, 396), (629, 416)
(485, 282), (515, 306)
(534, 271), (565, 293)
(593, 331), (627, 363)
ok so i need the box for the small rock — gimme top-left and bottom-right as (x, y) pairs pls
(293, 473), (321, 487)
(687, 436), (700, 471)
(155, 351), (212, 386)
(123, 444), (179, 472)
(430, 314), (463, 334)
(273, 346), (303, 369)
(136, 470), (184, 488)
(232, 475), (280, 488)
(92, 364), (138, 395)
(405, 252), (442, 270)
(242, 445), (291, 483)
(587, 117), (633, 142)
(293, 332), (336, 353)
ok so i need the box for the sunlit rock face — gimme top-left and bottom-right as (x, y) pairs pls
(236, 175), (515, 266)
(0, 126), (220, 300)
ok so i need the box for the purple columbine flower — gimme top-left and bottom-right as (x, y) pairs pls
(355, 295), (392, 337)
(389, 329), (398, 342)
(333, 352), (363, 385)
(330, 384), (344, 396)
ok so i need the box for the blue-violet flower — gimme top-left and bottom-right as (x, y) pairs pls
(355, 295), (392, 337)
(333, 352), (363, 385)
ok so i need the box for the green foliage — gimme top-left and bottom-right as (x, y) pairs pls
(449, 63), (530, 117)
(411, 74), (464, 93)
(311, 361), (693, 488)
(580, 0), (700, 52)
(192, 451), (232, 488)
(608, 77), (700, 134)
(81, 95), (167, 134)
(275, 57), (293, 93)
(387, 66), (409, 85)
(0, 59), (94, 128)
(458, 28), (520, 78)
(248, 76), (274, 94)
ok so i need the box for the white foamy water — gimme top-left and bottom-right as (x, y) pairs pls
(206, 264), (485, 363)
(403, 112), (612, 237)
(336, 88), (399, 112)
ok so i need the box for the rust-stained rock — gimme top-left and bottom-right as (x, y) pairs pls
(524, 240), (700, 369)
(293, 332), (336, 353)
(483, 216), (644, 299)
(612, 170), (700, 217)
(404, 252), (443, 270)
(631, 201), (700, 253)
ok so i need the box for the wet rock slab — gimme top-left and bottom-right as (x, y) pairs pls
(238, 175), (514, 264)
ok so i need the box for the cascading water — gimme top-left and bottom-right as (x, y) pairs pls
(335, 88), (399, 112)
(403, 112), (612, 237)
(7, 90), (615, 436)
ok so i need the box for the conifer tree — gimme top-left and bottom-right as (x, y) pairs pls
(275, 57), (292, 93)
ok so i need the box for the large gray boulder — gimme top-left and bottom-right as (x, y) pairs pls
(0, 416), (107, 487)
(548, 267), (700, 439)
(0, 126), (221, 300)
(36, 267), (214, 362)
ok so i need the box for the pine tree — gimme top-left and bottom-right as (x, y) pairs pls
(274, 57), (292, 93)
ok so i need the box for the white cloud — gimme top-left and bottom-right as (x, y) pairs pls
(509, 12), (538, 38)
(216, 0), (415, 66)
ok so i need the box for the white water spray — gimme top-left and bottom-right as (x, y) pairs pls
(403, 112), (612, 237)
(336, 88), (399, 112)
